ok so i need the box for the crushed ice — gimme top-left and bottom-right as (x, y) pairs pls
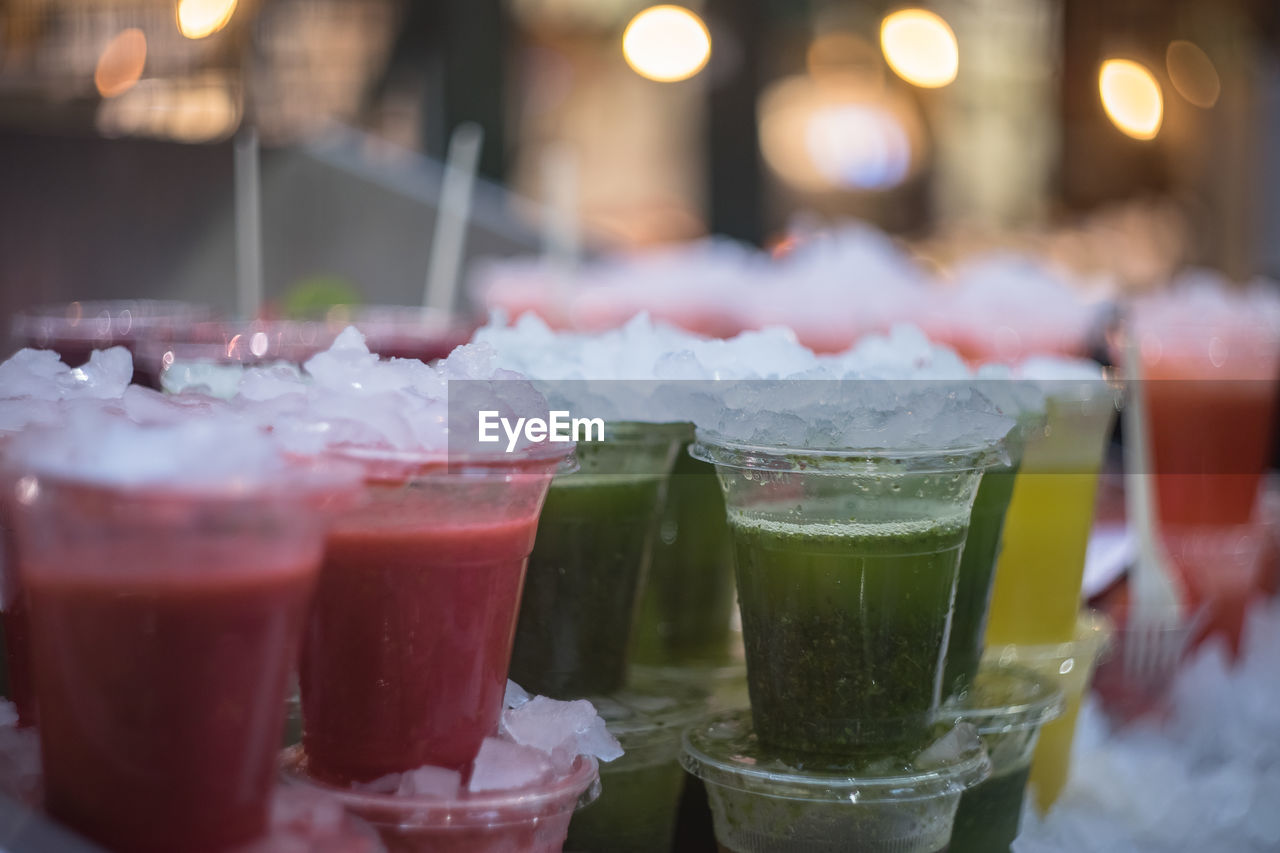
(1014, 600), (1280, 853)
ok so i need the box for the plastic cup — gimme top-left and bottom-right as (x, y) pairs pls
(280, 746), (600, 853)
(939, 663), (1064, 853)
(942, 415), (1037, 698)
(509, 422), (685, 699)
(136, 320), (339, 388)
(13, 300), (219, 387)
(1129, 317), (1280, 529)
(335, 306), (479, 363)
(0, 496), (34, 728)
(631, 436), (741, 669)
(985, 382), (1118, 646)
(300, 447), (572, 784)
(563, 676), (709, 853)
(681, 713), (991, 853)
(691, 434), (994, 754)
(985, 612), (1111, 813)
(9, 461), (358, 853)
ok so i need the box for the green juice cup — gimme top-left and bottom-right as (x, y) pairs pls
(509, 422), (685, 698)
(631, 436), (740, 668)
(939, 663), (1064, 853)
(681, 713), (991, 853)
(691, 434), (996, 754)
(942, 406), (1042, 700)
(563, 678), (708, 853)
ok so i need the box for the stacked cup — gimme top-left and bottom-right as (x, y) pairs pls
(680, 366), (1019, 853)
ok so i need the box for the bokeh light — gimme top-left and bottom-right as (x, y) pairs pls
(1099, 59), (1163, 141)
(177, 0), (238, 40)
(880, 9), (959, 89)
(805, 104), (911, 191)
(1166, 40), (1220, 109)
(622, 5), (711, 83)
(94, 29), (147, 99)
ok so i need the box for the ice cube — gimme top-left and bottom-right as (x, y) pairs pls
(397, 765), (462, 798)
(504, 680), (531, 709)
(501, 695), (623, 763)
(467, 737), (552, 792)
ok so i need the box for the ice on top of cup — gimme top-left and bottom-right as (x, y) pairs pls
(343, 679), (620, 799)
(179, 326), (557, 460)
(931, 253), (1108, 363)
(473, 311), (822, 421)
(7, 405), (345, 493)
(0, 346), (132, 402)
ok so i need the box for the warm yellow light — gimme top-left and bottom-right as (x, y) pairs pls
(177, 0), (238, 40)
(95, 29), (147, 98)
(1099, 59), (1163, 140)
(880, 9), (958, 89)
(1166, 40), (1220, 108)
(622, 5), (711, 83)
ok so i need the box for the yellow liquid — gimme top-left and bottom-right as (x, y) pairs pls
(1029, 691), (1082, 812)
(984, 471), (1102, 644)
(985, 393), (1114, 646)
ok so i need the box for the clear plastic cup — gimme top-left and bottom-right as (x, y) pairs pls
(13, 300), (219, 387)
(985, 611), (1111, 813)
(280, 746), (600, 853)
(9, 461), (359, 853)
(985, 382), (1119, 646)
(563, 676), (710, 853)
(631, 434), (741, 669)
(136, 320), (338, 388)
(939, 663), (1064, 853)
(334, 306), (478, 363)
(300, 446), (573, 784)
(690, 435), (995, 754)
(681, 713), (991, 853)
(509, 422), (685, 699)
(943, 413), (1040, 699)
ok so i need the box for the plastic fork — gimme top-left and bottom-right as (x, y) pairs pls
(1120, 332), (1188, 685)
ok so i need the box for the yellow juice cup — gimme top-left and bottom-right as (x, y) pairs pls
(985, 379), (1118, 645)
(985, 612), (1111, 812)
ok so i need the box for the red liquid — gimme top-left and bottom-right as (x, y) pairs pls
(26, 542), (316, 853)
(1, 517), (36, 727)
(1147, 379), (1277, 527)
(300, 507), (539, 783)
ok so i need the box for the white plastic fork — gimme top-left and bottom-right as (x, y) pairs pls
(1121, 332), (1188, 685)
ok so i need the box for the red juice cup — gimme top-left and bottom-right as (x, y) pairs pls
(1125, 302), (1280, 651)
(337, 306), (479, 363)
(8, 454), (359, 853)
(280, 746), (599, 853)
(299, 445), (573, 784)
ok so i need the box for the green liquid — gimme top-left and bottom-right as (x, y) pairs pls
(942, 467), (1018, 698)
(949, 764), (1030, 853)
(732, 508), (968, 754)
(632, 449), (737, 667)
(510, 474), (666, 698)
(564, 758), (685, 853)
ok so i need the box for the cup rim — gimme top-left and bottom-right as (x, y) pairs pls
(326, 441), (579, 480)
(279, 746), (600, 824)
(690, 431), (1004, 475)
(12, 300), (219, 339)
(680, 712), (990, 804)
(938, 662), (1066, 736)
(983, 611), (1114, 687)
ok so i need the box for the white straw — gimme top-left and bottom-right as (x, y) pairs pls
(423, 122), (484, 312)
(233, 126), (263, 321)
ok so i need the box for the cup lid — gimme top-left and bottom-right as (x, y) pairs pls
(984, 610), (1114, 695)
(280, 746), (600, 825)
(938, 663), (1065, 736)
(681, 712), (990, 804)
(591, 674), (712, 759)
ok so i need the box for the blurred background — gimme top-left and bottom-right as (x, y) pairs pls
(2, 0), (1279, 345)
